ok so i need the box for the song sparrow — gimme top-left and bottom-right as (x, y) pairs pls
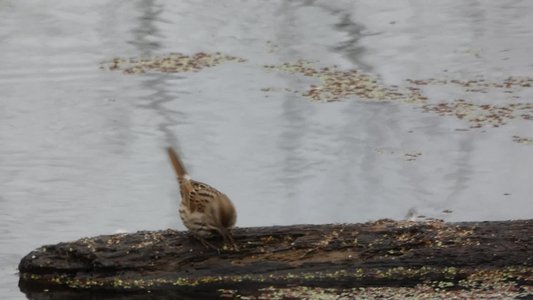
(167, 147), (238, 250)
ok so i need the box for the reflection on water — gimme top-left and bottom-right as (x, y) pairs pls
(0, 0), (532, 298)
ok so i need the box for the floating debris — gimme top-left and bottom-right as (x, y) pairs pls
(512, 135), (533, 144)
(407, 76), (533, 93)
(375, 148), (423, 161)
(375, 148), (396, 155)
(404, 152), (422, 161)
(100, 53), (533, 132)
(266, 40), (280, 53)
(101, 52), (246, 74)
(263, 61), (533, 130)
(422, 100), (533, 128)
(264, 61), (419, 103)
(404, 208), (418, 221)
(407, 76), (533, 128)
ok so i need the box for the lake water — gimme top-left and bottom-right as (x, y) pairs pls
(1, 0), (532, 298)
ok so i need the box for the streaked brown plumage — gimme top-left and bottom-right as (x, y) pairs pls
(167, 147), (238, 250)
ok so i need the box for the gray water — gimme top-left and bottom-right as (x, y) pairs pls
(1, 1), (533, 298)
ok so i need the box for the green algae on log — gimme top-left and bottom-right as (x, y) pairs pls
(19, 220), (532, 299)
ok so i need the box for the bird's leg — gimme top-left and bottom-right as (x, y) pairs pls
(220, 228), (239, 251)
(190, 233), (220, 252)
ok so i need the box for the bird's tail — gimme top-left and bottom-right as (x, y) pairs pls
(167, 147), (193, 206)
(167, 147), (190, 180)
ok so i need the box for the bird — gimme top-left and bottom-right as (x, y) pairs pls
(166, 147), (238, 250)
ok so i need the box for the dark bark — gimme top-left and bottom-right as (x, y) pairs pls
(18, 219), (533, 299)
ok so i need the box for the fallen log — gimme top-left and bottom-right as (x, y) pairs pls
(19, 219), (533, 299)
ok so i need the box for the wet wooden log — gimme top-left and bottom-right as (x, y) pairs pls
(19, 219), (533, 299)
